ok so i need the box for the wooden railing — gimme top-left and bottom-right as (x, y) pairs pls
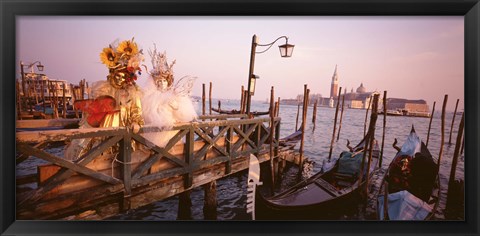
(16, 116), (280, 216)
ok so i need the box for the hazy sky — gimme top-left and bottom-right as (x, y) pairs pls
(17, 16), (464, 111)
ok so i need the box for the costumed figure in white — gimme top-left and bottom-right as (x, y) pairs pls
(141, 46), (197, 148)
(65, 38), (145, 161)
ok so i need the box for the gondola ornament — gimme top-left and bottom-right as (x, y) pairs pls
(246, 154), (262, 220)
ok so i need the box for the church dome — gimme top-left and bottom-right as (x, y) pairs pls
(356, 83), (366, 93)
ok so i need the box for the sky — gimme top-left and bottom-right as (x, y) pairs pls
(17, 16), (464, 111)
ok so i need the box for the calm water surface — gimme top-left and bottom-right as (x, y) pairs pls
(109, 99), (465, 221)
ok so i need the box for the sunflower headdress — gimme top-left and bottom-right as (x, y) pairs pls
(146, 45), (176, 89)
(99, 38), (144, 89)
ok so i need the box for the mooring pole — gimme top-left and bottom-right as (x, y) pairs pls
(426, 101), (436, 147)
(328, 87), (342, 161)
(177, 190), (192, 220)
(298, 85), (309, 180)
(379, 91), (387, 168)
(209, 82), (213, 115)
(364, 94), (379, 200)
(202, 83), (206, 115)
(446, 111), (464, 210)
(312, 99), (318, 132)
(448, 99), (460, 145)
(295, 102), (300, 132)
(437, 94), (448, 175)
(364, 96), (372, 137)
(269, 86), (275, 192)
(240, 86), (245, 114)
(336, 88), (346, 141)
(203, 181), (217, 220)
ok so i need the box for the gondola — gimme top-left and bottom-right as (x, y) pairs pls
(255, 131), (380, 220)
(211, 107), (270, 116)
(376, 126), (440, 220)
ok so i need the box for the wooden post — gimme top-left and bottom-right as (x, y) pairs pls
(460, 130), (465, 154)
(71, 84), (79, 119)
(202, 83), (206, 115)
(426, 101), (436, 147)
(312, 99), (318, 131)
(120, 131), (132, 211)
(358, 94), (379, 199)
(209, 82), (213, 115)
(177, 190), (192, 220)
(364, 96), (372, 137)
(298, 85), (309, 180)
(269, 86), (275, 191)
(437, 94), (448, 175)
(446, 112), (464, 209)
(448, 99), (460, 145)
(41, 80), (45, 114)
(242, 90), (248, 114)
(62, 82), (67, 118)
(365, 94), (379, 199)
(327, 87), (342, 161)
(218, 100), (221, 111)
(203, 181), (217, 220)
(379, 91), (387, 168)
(240, 86), (245, 114)
(295, 102), (300, 131)
(336, 88), (346, 141)
(275, 97), (280, 117)
(33, 79), (39, 105)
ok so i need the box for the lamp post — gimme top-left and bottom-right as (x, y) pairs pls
(245, 34), (294, 115)
(20, 61), (44, 112)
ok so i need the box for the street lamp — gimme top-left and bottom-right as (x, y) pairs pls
(246, 34), (294, 114)
(19, 61), (45, 112)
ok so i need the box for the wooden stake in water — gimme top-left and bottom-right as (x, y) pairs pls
(203, 181), (217, 220)
(426, 101), (436, 147)
(209, 82), (213, 115)
(295, 102), (300, 132)
(364, 94), (379, 199)
(448, 99), (460, 145)
(364, 96), (372, 137)
(336, 88), (346, 141)
(202, 83), (206, 115)
(298, 85), (309, 179)
(312, 99), (318, 131)
(240, 86), (245, 114)
(269, 86), (275, 191)
(276, 97), (280, 117)
(446, 111), (464, 209)
(328, 87), (342, 161)
(437, 94), (448, 174)
(379, 91), (387, 168)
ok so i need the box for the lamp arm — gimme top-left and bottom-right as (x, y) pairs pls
(256, 36), (289, 54)
(23, 61), (42, 69)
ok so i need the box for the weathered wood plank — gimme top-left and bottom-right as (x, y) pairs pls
(16, 118), (80, 129)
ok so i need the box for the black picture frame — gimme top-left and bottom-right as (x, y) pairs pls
(1, 0), (479, 235)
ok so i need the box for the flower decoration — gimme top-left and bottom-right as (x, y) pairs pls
(99, 47), (117, 67)
(100, 37), (144, 89)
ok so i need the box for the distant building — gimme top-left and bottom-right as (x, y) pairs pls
(386, 98), (429, 113)
(329, 65), (339, 99)
(341, 83), (380, 109)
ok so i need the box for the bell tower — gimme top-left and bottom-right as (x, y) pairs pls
(330, 65), (339, 98)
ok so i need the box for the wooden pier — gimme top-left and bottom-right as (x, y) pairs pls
(16, 114), (301, 220)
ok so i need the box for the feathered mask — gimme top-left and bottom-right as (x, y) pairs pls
(99, 37), (144, 89)
(147, 45), (176, 88)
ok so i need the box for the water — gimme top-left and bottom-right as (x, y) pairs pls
(109, 99), (465, 220)
(17, 99), (464, 220)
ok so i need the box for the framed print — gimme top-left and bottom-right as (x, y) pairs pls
(1, 0), (479, 235)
